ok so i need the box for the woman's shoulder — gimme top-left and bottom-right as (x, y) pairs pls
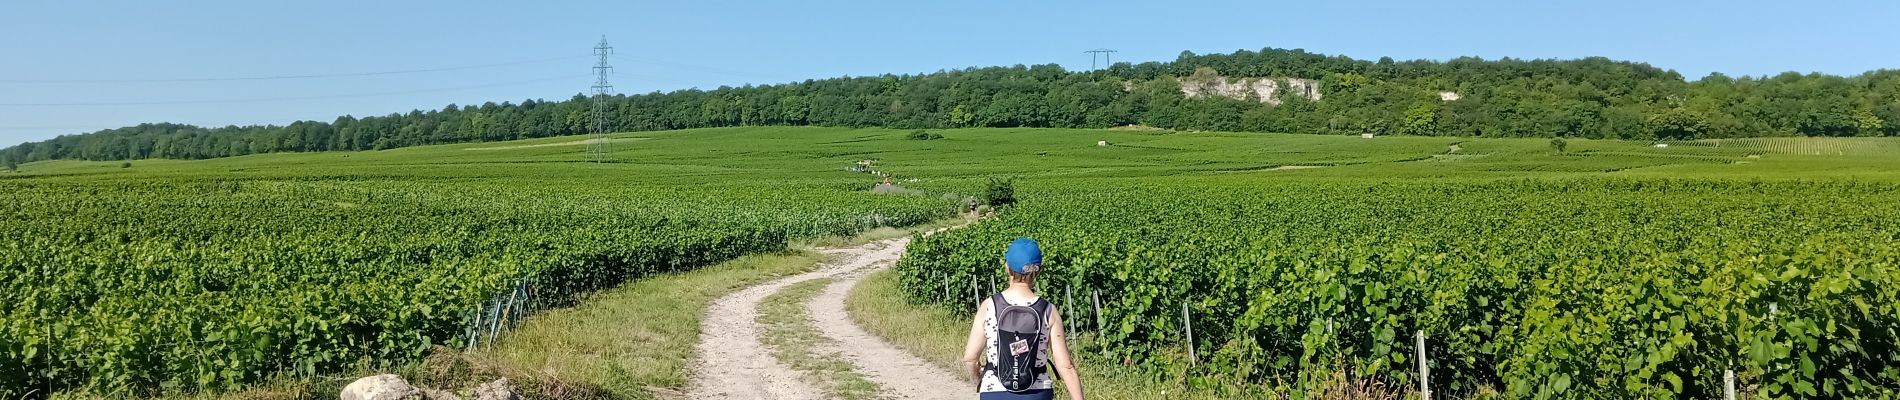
(998, 291), (1046, 305)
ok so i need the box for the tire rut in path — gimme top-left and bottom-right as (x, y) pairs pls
(808, 265), (970, 399)
(686, 237), (937, 399)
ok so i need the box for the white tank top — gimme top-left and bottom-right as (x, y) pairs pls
(980, 293), (1056, 392)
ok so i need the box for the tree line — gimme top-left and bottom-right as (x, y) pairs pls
(6, 47), (1898, 166)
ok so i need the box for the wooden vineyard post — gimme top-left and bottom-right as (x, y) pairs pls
(1183, 302), (1196, 368)
(1417, 330), (1431, 400)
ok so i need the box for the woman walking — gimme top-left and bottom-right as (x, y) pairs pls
(961, 238), (1085, 400)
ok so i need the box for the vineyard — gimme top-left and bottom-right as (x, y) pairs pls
(0, 150), (952, 396)
(5, 127), (1899, 398)
(897, 177), (1900, 399)
(1671, 137), (1900, 157)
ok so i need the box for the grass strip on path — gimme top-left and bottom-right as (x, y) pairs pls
(758, 278), (884, 400)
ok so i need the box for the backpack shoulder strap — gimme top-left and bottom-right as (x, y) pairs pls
(1031, 298), (1053, 332)
(1030, 298), (1053, 377)
(985, 293), (1006, 372)
(990, 293), (1008, 325)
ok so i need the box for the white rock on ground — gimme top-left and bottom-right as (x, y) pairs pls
(474, 377), (523, 400)
(341, 374), (422, 400)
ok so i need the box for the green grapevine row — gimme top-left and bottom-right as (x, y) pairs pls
(0, 177), (951, 396)
(897, 178), (1899, 399)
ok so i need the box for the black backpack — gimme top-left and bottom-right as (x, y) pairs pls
(985, 293), (1051, 392)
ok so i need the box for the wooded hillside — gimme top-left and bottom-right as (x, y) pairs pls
(6, 47), (1897, 165)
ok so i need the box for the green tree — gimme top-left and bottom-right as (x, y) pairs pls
(1647, 108), (1710, 140)
(1853, 108), (1884, 137)
(949, 104), (974, 127)
(1401, 102), (1441, 135)
(470, 112), (492, 142)
(1332, 72), (1371, 91)
(777, 95), (809, 124)
(8, 46), (1899, 161)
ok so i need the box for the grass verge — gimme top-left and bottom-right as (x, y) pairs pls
(470, 250), (829, 399)
(160, 249), (829, 400)
(757, 279), (882, 399)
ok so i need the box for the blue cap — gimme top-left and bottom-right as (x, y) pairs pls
(1005, 238), (1042, 274)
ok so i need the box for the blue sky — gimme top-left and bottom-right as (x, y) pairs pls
(3, 0), (1897, 147)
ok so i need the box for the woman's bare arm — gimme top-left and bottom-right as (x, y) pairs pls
(961, 299), (990, 387)
(1047, 306), (1085, 400)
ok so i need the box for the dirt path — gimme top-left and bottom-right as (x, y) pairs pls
(809, 266), (970, 399)
(687, 236), (953, 399)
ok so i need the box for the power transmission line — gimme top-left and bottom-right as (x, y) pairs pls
(0, 55), (584, 84)
(611, 54), (797, 83)
(0, 118), (319, 134)
(1084, 48), (1118, 71)
(0, 125), (102, 130)
(588, 36), (615, 163)
(0, 74), (587, 107)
